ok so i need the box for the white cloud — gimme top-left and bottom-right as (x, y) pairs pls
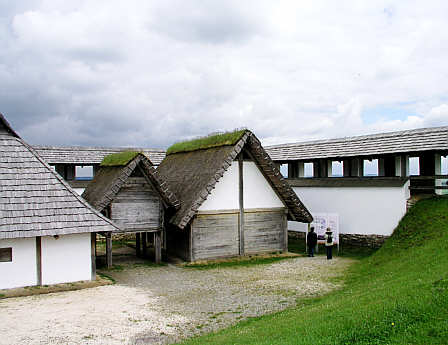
(1, 1), (448, 148)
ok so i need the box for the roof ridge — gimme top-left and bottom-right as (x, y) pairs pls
(34, 144), (165, 152)
(266, 125), (448, 149)
(83, 153), (180, 214)
(177, 131), (252, 229)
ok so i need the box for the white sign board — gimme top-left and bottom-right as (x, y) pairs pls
(310, 213), (339, 245)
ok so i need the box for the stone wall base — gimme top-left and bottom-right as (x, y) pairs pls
(288, 231), (388, 249)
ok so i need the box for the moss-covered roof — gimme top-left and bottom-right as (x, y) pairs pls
(100, 151), (140, 166)
(166, 129), (247, 155)
(157, 130), (313, 229)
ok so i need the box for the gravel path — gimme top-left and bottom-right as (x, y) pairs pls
(0, 256), (354, 345)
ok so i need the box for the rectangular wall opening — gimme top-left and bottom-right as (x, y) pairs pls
(331, 161), (343, 177)
(75, 166), (94, 181)
(279, 164), (288, 178)
(442, 156), (447, 175)
(304, 162), (314, 177)
(409, 157), (420, 176)
(364, 159), (378, 176)
(0, 247), (12, 262)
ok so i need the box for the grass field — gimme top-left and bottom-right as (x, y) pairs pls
(178, 197), (448, 345)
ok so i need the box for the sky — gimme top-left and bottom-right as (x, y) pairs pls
(1, 1), (448, 149)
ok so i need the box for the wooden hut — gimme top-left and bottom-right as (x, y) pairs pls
(157, 130), (313, 261)
(0, 113), (119, 290)
(82, 152), (180, 265)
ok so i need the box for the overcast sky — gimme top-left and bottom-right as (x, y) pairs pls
(1, 1), (448, 149)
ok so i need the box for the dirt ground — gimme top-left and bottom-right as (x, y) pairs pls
(0, 255), (354, 345)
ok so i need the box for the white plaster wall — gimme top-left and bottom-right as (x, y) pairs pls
(74, 188), (85, 195)
(243, 161), (284, 209)
(289, 182), (410, 236)
(41, 233), (92, 285)
(198, 162), (239, 211)
(198, 161), (284, 211)
(0, 238), (37, 289)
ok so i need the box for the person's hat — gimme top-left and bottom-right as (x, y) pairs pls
(325, 228), (332, 233)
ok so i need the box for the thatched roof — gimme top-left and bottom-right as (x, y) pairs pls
(82, 152), (180, 213)
(0, 113), (119, 240)
(158, 130), (313, 229)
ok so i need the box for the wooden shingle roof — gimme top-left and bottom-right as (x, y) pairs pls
(266, 126), (448, 162)
(157, 130), (313, 229)
(82, 153), (180, 213)
(0, 114), (119, 239)
(34, 145), (166, 165)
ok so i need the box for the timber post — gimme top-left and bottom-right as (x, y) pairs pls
(154, 231), (162, 264)
(136, 233), (141, 257)
(105, 232), (113, 268)
(91, 232), (96, 280)
(142, 232), (147, 258)
(36, 236), (42, 286)
(238, 154), (245, 256)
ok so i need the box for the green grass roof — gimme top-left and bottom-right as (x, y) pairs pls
(100, 151), (140, 167)
(166, 129), (247, 155)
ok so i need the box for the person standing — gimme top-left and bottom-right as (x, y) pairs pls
(324, 228), (334, 260)
(307, 227), (318, 257)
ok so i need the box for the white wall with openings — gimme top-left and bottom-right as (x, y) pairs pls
(199, 160), (284, 211)
(41, 233), (92, 285)
(0, 238), (37, 289)
(289, 183), (410, 236)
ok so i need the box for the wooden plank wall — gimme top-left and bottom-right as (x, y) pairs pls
(191, 213), (239, 260)
(243, 210), (286, 254)
(189, 209), (287, 261)
(111, 177), (161, 231)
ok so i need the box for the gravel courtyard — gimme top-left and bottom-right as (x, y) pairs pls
(0, 256), (354, 345)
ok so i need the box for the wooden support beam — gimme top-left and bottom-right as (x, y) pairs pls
(105, 232), (113, 268)
(238, 154), (245, 256)
(142, 232), (147, 258)
(66, 164), (76, 180)
(189, 224), (193, 262)
(136, 232), (141, 257)
(91, 232), (96, 281)
(36, 236), (42, 286)
(298, 162), (305, 177)
(154, 231), (162, 264)
(283, 214), (288, 252)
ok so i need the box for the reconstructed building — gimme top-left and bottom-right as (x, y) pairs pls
(0, 114), (119, 289)
(82, 152), (179, 265)
(157, 130), (312, 261)
(265, 126), (448, 246)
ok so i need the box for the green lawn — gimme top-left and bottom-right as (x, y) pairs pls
(178, 197), (448, 345)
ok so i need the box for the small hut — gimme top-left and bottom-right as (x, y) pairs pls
(157, 129), (313, 261)
(82, 151), (179, 264)
(0, 113), (119, 289)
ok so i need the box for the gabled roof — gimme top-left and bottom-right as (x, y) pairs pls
(157, 130), (313, 229)
(34, 145), (166, 165)
(82, 152), (180, 213)
(266, 126), (448, 162)
(0, 114), (120, 240)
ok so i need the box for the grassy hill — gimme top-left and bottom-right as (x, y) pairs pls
(179, 197), (448, 345)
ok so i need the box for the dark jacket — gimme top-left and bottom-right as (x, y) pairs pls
(307, 231), (318, 247)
